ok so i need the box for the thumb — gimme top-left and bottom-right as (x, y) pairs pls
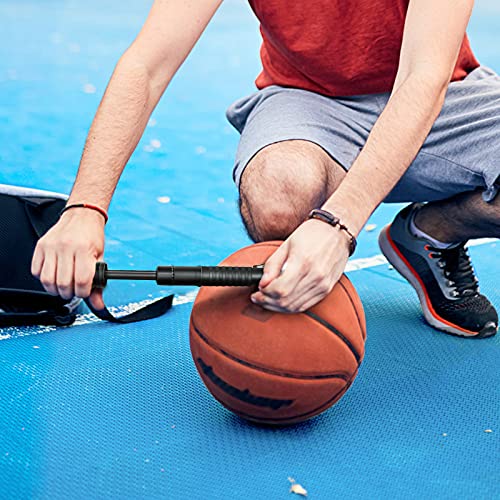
(259, 241), (290, 289)
(88, 287), (105, 311)
(89, 249), (106, 310)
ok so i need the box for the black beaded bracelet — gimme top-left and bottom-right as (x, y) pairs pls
(307, 208), (357, 256)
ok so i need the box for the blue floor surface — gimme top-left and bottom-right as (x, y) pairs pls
(1, 1), (499, 498)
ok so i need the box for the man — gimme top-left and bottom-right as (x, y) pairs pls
(32, 0), (499, 337)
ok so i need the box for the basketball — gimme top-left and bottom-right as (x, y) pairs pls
(189, 241), (366, 425)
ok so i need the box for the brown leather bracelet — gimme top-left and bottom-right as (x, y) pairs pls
(307, 208), (357, 256)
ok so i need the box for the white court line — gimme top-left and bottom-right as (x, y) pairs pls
(0, 238), (496, 339)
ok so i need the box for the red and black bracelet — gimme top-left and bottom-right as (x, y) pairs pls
(60, 203), (109, 224)
(307, 208), (357, 256)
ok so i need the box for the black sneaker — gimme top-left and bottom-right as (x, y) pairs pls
(378, 203), (498, 338)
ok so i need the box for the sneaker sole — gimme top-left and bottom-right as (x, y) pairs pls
(378, 225), (497, 339)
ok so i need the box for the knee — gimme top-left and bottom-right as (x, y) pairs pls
(239, 195), (300, 242)
(238, 141), (331, 242)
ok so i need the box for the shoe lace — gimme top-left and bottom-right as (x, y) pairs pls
(429, 243), (479, 297)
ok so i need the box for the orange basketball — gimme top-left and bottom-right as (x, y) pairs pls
(189, 241), (366, 425)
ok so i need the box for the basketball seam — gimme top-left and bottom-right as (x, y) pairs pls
(222, 242), (366, 350)
(190, 318), (352, 381)
(303, 310), (361, 366)
(205, 366), (358, 424)
(338, 278), (366, 340)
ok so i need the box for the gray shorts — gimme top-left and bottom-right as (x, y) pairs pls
(226, 65), (500, 203)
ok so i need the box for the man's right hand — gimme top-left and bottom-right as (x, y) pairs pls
(31, 209), (106, 310)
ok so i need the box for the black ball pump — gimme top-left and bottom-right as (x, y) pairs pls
(93, 262), (264, 289)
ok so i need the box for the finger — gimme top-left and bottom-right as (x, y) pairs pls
(31, 243), (45, 279)
(253, 272), (320, 312)
(87, 247), (105, 310)
(256, 300), (296, 314)
(259, 241), (290, 289)
(254, 284), (327, 314)
(296, 287), (333, 312)
(39, 250), (59, 296)
(290, 266), (344, 312)
(56, 252), (75, 300)
(259, 250), (308, 300)
(88, 288), (105, 311)
(252, 266), (309, 305)
(287, 282), (332, 313)
(74, 255), (97, 299)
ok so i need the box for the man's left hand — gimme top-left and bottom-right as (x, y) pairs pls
(251, 219), (351, 313)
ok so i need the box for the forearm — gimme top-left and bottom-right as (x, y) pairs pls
(68, 51), (172, 209)
(323, 75), (448, 235)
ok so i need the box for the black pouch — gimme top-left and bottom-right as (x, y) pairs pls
(0, 184), (173, 327)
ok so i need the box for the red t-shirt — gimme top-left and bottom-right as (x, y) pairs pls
(248, 0), (480, 96)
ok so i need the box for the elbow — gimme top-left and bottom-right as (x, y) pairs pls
(117, 47), (173, 100)
(406, 66), (451, 100)
(114, 51), (151, 86)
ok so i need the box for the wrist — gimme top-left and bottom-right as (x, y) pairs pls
(59, 205), (107, 226)
(307, 208), (357, 256)
(321, 191), (375, 236)
(61, 202), (108, 224)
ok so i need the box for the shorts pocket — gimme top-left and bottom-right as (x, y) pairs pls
(225, 90), (262, 134)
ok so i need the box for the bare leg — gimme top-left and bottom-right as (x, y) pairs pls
(414, 188), (500, 242)
(238, 140), (346, 242)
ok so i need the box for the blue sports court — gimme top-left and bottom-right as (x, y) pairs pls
(0, 1), (498, 498)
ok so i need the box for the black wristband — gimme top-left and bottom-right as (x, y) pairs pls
(307, 208), (357, 256)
